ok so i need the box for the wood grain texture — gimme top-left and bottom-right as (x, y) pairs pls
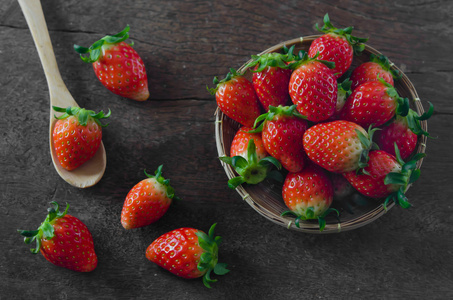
(1, 0), (452, 299)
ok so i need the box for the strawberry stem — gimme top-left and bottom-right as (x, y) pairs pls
(370, 54), (402, 80)
(74, 25), (131, 63)
(195, 223), (229, 288)
(355, 125), (380, 173)
(18, 202), (69, 254)
(52, 106), (111, 127)
(337, 78), (353, 108)
(315, 13), (369, 55)
(404, 102), (435, 138)
(245, 49), (297, 72)
(383, 143), (426, 209)
(250, 105), (307, 133)
(377, 78), (410, 118)
(219, 139), (282, 189)
(143, 165), (180, 201)
(289, 50), (336, 70)
(207, 68), (242, 95)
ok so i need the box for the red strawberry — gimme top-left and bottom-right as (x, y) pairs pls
(18, 202), (97, 272)
(220, 138), (282, 189)
(281, 164), (338, 231)
(343, 147), (425, 208)
(330, 173), (354, 201)
(209, 68), (262, 127)
(350, 54), (401, 90)
(289, 52), (338, 122)
(375, 103), (434, 160)
(74, 25), (149, 101)
(339, 79), (410, 128)
(254, 105), (308, 173)
(376, 117), (416, 161)
(121, 165), (178, 229)
(344, 150), (400, 198)
(303, 120), (378, 173)
(230, 126), (268, 161)
(245, 51), (295, 110)
(52, 106), (110, 171)
(146, 223), (229, 288)
(309, 13), (368, 79)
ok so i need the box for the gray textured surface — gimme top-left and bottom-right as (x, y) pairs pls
(1, 0), (452, 299)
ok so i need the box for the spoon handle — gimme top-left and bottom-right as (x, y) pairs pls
(18, 0), (77, 108)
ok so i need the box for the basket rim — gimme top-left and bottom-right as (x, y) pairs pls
(215, 36), (428, 233)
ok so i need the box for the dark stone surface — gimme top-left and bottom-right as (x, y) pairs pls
(1, 0), (452, 299)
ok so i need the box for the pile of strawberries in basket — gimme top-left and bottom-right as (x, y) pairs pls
(210, 14), (433, 231)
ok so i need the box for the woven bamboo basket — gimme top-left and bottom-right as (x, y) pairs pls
(215, 36), (428, 233)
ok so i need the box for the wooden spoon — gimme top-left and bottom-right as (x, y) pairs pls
(18, 0), (106, 188)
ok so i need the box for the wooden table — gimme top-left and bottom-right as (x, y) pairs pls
(1, 0), (452, 299)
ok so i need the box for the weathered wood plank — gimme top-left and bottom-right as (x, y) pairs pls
(1, 0), (452, 299)
(2, 0), (452, 100)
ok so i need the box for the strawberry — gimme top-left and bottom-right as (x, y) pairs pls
(253, 105), (308, 173)
(281, 164), (338, 231)
(74, 25), (149, 101)
(330, 173), (354, 201)
(18, 202), (97, 272)
(288, 51), (338, 122)
(121, 165), (178, 229)
(376, 117), (417, 161)
(146, 223), (229, 288)
(303, 120), (379, 173)
(230, 126), (268, 161)
(339, 79), (410, 128)
(209, 68), (262, 127)
(219, 138), (282, 189)
(309, 13), (368, 79)
(375, 103), (434, 160)
(350, 54), (401, 90)
(245, 50), (295, 110)
(343, 146), (425, 209)
(52, 106), (110, 171)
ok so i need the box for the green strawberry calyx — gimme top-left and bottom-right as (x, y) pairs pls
(355, 125), (380, 174)
(17, 201), (69, 254)
(207, 68), (242, 96)
(195, 223), (230, 288)
(370, 54), (402, 80)
(289, 49), (336, 70)
(378, 78), (410, 118)
(143, 165), (180, 201)
(250, 105), (307, 133)
(219, 139), (283, 189)
(244, 45), (299, 72)
(403, 101), (435, 137)
(337, 77), (353, 107)
(53, 106), (111, 128)
(383, 143), (426, 209)
(74, 25), (132, 63)
(315, 13), (369, 55)
(281, 207), (340, 232)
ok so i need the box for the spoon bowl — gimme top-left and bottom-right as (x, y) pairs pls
(19, 0), (106, 188)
